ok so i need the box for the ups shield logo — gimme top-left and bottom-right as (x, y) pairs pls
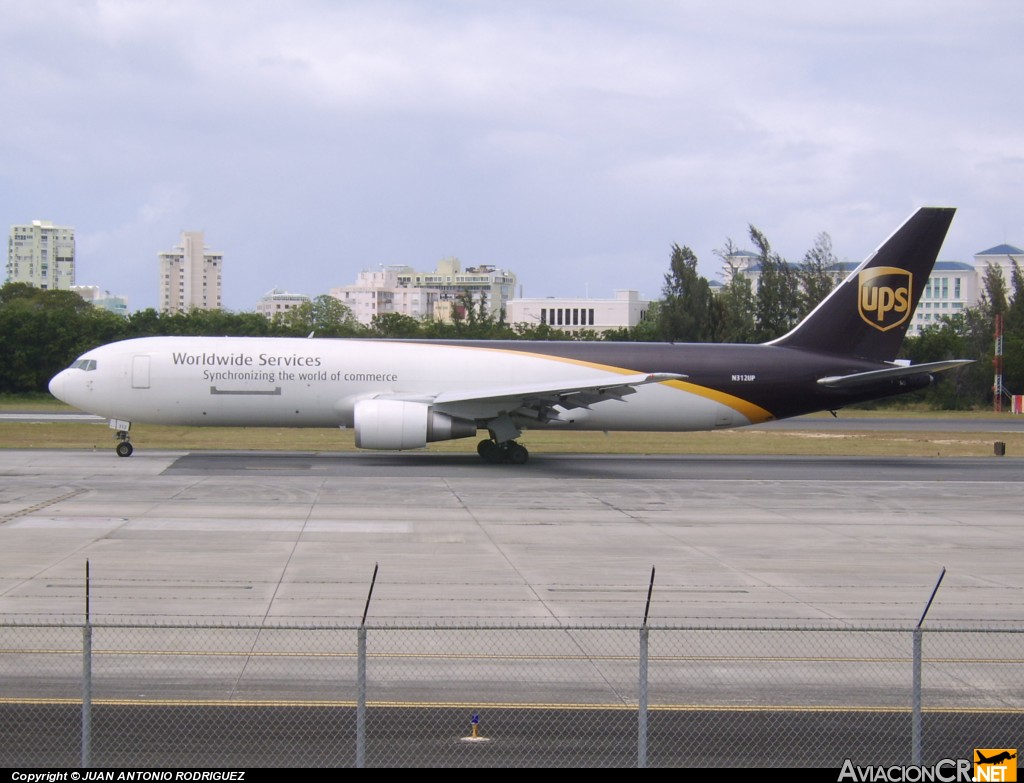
(859, 267), (912, 332)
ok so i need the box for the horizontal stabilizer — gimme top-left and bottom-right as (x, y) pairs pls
(817, 360), (973, 389)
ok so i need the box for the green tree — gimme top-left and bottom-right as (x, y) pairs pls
(459, 290), (493, 333)
(966, 261), (1024, 406)
(657, 244), (715, 342)
(980, 263), (1009, 317)
(0, 281), (45, 306)
(156, 307), (274, 336)
(273, 295), (362, 337)
(126, 308), (166, 336)
(749, 225), (799, 341)
(435, 290), (515, 339)
(712, 240), (757, 343)
(1003, 263), (1024, 332)
(630, 300), (662, 341)
(0, 284), (128, 393)
(902, 316), (978, 409)
(1000, 263), (1024, 398)
(369, 313), (425, 338)
(797, 232), (839, 319)
(510, 321), (573, 340)
(715, 275), (755, 343)
(602, 301), (663, 342)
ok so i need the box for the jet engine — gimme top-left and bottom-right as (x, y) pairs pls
(353, 399), (477, 450)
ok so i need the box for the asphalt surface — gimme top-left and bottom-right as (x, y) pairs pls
(1, 442), (1021, 768)
(1, 447), (1021, 622)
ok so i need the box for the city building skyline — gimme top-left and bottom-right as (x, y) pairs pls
(6, 219), (1023, 339)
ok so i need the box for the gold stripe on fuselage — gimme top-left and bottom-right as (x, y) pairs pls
(411, 342), (777, 426)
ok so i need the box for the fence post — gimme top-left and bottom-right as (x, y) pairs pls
(82, 622), (92, 768)
(911, 627), (923, 765)
(357, 625), (367, 768)
(638, 566), (654, 768)
(638, 626), (649, 768)
(356, 562), (377, 769)
(82, 560), (92, 768)
(913, 568), (944, 765)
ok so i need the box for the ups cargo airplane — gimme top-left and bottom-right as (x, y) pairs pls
(49, 207), (971, 464)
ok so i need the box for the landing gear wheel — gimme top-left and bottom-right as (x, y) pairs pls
(477, 439), (529, 464)
(114, 427), (133, 458)
(506, 443), (529, 465)
(477, 439), (503, 464)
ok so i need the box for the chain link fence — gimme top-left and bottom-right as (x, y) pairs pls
(1, 620), (1020, 767)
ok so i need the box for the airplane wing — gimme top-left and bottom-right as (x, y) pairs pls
(817, 360), (973, 389)
(375, 372), (687, 422)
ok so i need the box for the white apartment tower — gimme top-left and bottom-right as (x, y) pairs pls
(6, 220), (75, 290)
(159, 231), (223, 313)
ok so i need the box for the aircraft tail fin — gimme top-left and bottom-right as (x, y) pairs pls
(769, 207), (956, 361)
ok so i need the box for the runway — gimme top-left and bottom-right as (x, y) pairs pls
(0, 448), (1021, 623)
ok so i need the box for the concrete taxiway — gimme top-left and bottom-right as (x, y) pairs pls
(0, 448), (1021, 624)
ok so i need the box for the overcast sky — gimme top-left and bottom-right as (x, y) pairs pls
(3, 1), (1022, 313)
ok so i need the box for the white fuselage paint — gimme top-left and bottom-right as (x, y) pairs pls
(48, 336), (752, 435)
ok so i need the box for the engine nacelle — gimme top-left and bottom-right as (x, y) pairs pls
(353, 399), (477, 450)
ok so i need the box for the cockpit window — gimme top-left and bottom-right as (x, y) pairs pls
(70, 359), (97, 371)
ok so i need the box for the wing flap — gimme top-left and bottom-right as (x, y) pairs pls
(373, 372), (686, 422)
(431, 372), (686, 407)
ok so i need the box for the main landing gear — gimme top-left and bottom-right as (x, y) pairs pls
(477, 438), (530, 465)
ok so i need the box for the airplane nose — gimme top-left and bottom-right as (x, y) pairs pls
(48, 371), (67, 402)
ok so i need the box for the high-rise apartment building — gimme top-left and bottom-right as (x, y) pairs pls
(6, 220), (75, 290)
(158, 231), (223, 313)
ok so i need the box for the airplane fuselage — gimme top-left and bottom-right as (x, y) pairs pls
(48, 335), (925, 432)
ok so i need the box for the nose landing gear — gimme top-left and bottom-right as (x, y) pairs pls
(112, 421), (133, 457)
